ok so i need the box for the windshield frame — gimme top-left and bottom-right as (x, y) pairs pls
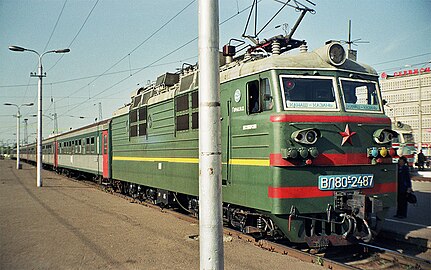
(339, 77), (383, 114)
(279, 75), (341, 111)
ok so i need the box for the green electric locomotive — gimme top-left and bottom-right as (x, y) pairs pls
(109, 36), (397, 248)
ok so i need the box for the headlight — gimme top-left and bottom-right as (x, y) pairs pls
(306, 130), (317, 144)
(292, 128), (321, 145)
(373, 129), (397, 144)
(314, 41), (347, 66)
(328, 43), (346, 66)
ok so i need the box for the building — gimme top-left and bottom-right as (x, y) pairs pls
(380, 66), (431, 156)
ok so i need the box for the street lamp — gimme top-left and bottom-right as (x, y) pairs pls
(9, 45), (70, 187)
(4, 102), (34, 169)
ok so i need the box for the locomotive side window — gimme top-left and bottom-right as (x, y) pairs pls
(138, 106), (147, 136)
(192, 112), (199, 129)
(176, 95), (189, 112)
(247, 80), (261, 114)
(340, 78), (381, 112)
(281, 76), (337, 110)
(129, 109), (138, 138)
(176, 114), (189, 131)
(139, 123), (147, 136)
(191, 91), (198, 109)
(138, 107), (147, 121)
(175, 93), (194, 132)
(130, 109), (138, 123)
(130, 125), (138, 137)
(191, 91), (199, 129)
(261, 78), (273, 111)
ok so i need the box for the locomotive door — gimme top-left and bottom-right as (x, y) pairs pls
(102, 130), (109, 178)
(221, 83), (235, 186)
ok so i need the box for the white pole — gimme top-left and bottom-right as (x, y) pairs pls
(198, 0), (224, 269)
(9, 45), (69, 187)
(37, 60), (43, 187)
(16, 109), (21, 169)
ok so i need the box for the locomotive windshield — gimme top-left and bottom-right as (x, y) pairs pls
(339, 79), (382, 112)
(281, 76), (338, 110)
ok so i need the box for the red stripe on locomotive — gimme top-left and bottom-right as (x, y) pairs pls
(270, 153), (371, 166)
(270, 114), (391, 124)
(268, 182), (397, 199)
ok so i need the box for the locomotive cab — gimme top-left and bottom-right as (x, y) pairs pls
(220, 37), (397, 248)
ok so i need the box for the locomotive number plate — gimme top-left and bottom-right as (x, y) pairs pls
(318, 174), (374, 191)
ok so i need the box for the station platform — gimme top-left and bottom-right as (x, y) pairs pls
(0, 160), (320, 270)
(1, 159), (429, 269)
(379, 169), (431, 255)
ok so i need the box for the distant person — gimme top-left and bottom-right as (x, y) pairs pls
(417, 150), (425, 171)
(395, 156), (413, 219)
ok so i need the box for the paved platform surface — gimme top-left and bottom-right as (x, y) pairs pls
(379, 169), (431, 257)
(0, 160), (320, 270)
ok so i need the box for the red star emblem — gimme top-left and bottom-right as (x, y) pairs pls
(339, 124), (357, 146)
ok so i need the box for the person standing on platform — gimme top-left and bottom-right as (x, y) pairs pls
(395, 156), (413, 218)
(417, 150), (425, 171)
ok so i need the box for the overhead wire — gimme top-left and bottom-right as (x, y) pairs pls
(38, 0), (99, 134)
(371, 52), (431, 66)
(376, 60), (431, 74)
(43, 0), (68, 52)
(5, 0), (76, 138)
(58, 0), (256, 118)
(54, 0), (196, 105)
(42, 0), (68, 114)
(0, 56), (198, 89)
(39, 55), (198, 131)
(55, 36), (198, 120)
(19, 0), (68, 106)
(45, 0), (199, 131)
(47, 0), (100, 72)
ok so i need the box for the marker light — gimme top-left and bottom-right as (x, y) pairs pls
(370, 147), (378, 158)
(299, 147), (309, 158)
(309, 147), (319, 158)
(379, 147), (388, 157)
(287, 148), (298, 159)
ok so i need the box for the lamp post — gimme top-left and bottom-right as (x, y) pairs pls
(4, 102), (34, 169)
(9, 45), (70, 187)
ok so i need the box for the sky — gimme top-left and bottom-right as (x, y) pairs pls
(0, 0), (430, 145)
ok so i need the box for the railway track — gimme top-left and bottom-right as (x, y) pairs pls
(350, 243), (430, 270)
(63, 173), (430, 270)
